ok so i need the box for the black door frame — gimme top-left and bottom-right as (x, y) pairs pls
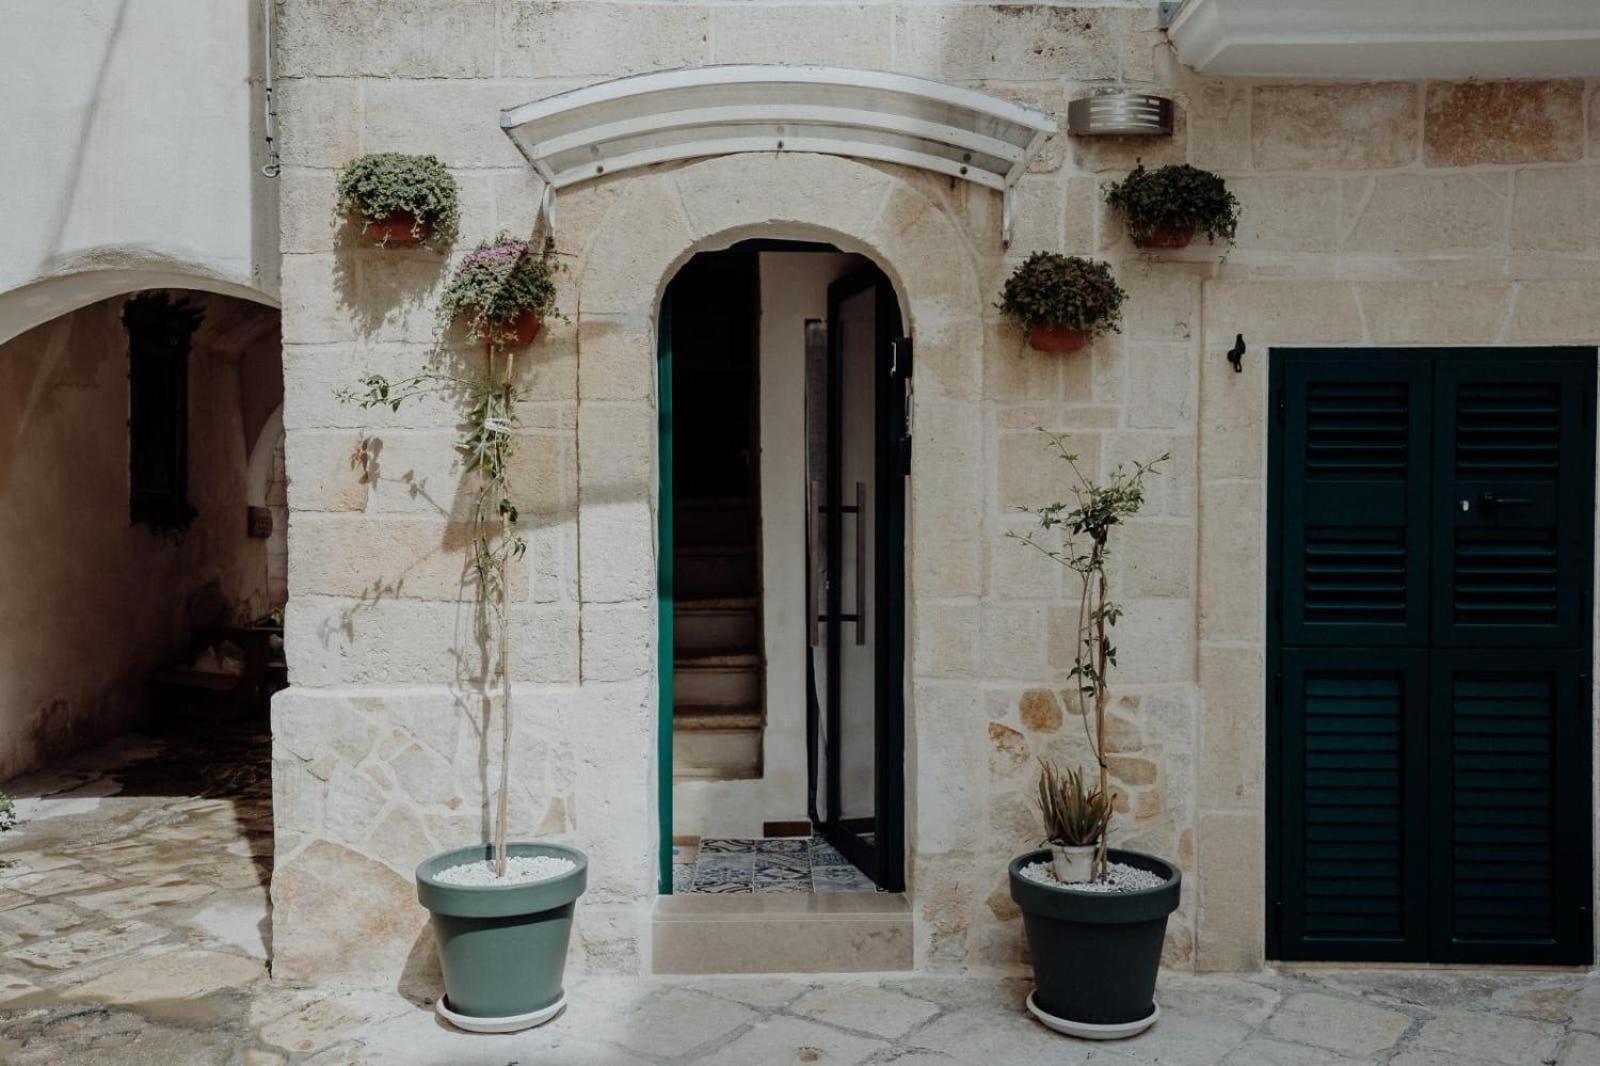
(807, 263), (908, 892)
(1266, 346), (1596, 963)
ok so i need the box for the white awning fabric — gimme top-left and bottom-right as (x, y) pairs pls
(500, 65), (1056, 246)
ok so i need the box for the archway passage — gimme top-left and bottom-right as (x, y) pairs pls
(0, 289), (286, 965)
(662, 242), (908, 898)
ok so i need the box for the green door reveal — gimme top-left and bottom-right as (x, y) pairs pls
(1268, 348), (1596, 965)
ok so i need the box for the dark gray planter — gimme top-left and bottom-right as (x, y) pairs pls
(1008, 847), (1180, 1038)
(416, 842), (588, 1032)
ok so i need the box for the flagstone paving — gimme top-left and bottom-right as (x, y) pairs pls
(1, 723), (1598, 1063)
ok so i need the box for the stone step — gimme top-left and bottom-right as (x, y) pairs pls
(652, 892), (913, 974)
(673, 705), (762, 780)
(674, 597), (758, 655)
(674, 544), (756, 599)
(674, 657), (761, 707)
(677, 496), (755, 545)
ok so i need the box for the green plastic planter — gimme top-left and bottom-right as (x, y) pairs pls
(1008, 847), (1180, 1040)
(416, 842), (588, 1033)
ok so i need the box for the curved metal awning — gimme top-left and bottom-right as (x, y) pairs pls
(499, 65), (1056, 246)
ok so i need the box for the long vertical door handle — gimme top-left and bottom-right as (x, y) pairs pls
(808, 478), (822, 648)
(855, 481), (867, 646)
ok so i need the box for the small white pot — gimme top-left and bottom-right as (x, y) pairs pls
(1050, 844), (1096, 883)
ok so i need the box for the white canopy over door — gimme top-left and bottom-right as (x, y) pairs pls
(499, 65), (1055, 247)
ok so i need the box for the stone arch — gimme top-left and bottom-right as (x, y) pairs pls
(575, 152), (987, 404)
(0, 253), (280, 348)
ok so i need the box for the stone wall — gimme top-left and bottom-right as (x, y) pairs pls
(269, 0), (1600, 983)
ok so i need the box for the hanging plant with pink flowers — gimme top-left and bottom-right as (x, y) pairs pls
(438, 235), (563, 347)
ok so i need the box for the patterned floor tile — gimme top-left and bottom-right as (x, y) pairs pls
(748, 870), (800, 889)
(753, 860), (809, 883)
(756, 838), (809, 855)
(699, 838), (756, 854)
(691, 879), (753, 894)
(810, 841), (849, 867)
(812, 865), (876, 892)
(697, 853), (754, 875)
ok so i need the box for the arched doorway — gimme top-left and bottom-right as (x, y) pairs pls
(0, 288), (285, 973)
(661, 241), (910, 898)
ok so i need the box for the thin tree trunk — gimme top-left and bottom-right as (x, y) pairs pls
(493, 347), (518, 876)
(1094, 563), (1109, 881)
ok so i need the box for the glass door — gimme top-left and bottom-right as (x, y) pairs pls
(806, 264), (907, 891)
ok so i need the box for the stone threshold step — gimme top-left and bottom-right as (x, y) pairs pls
(651, 893), (912, 974)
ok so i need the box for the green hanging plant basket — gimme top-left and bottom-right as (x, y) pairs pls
(1103, 162), (1240, 252)
(336, 152), (461, 246)
(997, 253), (1126, 353)
(438, 235), (563, 347)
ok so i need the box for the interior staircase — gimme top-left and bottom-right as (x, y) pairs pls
(674, 496), (764, 781)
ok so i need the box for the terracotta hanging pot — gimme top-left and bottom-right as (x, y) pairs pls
(501, 310), (543, 347)
(1028, 323), (1090, 353)
(1132, 222), (1195, 250)
(366, 212), (425, 246)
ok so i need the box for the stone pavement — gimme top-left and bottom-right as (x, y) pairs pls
(1, 724), (1598, 1064)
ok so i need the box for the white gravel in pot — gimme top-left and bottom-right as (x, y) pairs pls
(433, 855), (576, 886)
(1019, 859), (1165, 893)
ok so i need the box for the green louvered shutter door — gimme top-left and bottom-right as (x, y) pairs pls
(1428, 652), (1590, 964)
(1278, 650), (1429, 960)
(1431, 357), (1593, 648)
(1273, 347), (1594, 966)
(1280, 355), (1432, 647)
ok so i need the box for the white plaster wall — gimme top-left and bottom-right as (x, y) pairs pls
(0, 291), (282, 781)
(0, 0), (279, 344)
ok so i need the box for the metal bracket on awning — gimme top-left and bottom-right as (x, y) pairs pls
(500, 65), (1055, 249)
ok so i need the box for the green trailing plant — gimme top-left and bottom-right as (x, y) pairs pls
(438, 235), (563, 345)
(1009, 430), (1167, 881)
(997, 252), (1126, 337)
(1103, 161), (1240, 248)
(1037, 761), (1111, 848)
(336, 152), (460, 242)
(340, 235), (564, 878)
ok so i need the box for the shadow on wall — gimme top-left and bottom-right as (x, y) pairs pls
(0, 289), (284, 782)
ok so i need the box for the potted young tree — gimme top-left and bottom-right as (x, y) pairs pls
(336, 152), (460, 246)
(1007, 432), (1179, 1040)
(439, 236), (561, 347)
(342, 231), (578, 1034)
(1103, 162), (1239, 252)
(998, 253), (1126, 353)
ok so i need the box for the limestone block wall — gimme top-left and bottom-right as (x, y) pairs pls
(269, 0), (1600, 984)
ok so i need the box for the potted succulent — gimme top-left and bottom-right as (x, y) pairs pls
(342, 232), (578, 1033)
(1037, 762), (1110, 883)
(1103, 162), (1239, 251)
(998, 253), (1126, 354)
(336, 152), (460, 246)
(1007, 432), (1179, 1040)
(439, 235), (561, 347)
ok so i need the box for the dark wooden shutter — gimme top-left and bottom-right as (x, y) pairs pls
(1271, 347), (1595, 967)
(124, 293), (203, 527)
(1278, 649), (1428, 960)
(1428, 652), (1590, 964)
(1280, 355), (1432, 647)
(1431, 357), (1593, 648)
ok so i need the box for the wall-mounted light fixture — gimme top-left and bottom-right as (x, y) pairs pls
(1067, 90), (1174, 136)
